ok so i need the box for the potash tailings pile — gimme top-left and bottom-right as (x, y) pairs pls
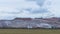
(0, 17), (60, 29)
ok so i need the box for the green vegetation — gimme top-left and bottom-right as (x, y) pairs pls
(0, 29), (60, 34)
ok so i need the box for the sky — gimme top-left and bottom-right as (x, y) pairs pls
(0, 0), (60, 20)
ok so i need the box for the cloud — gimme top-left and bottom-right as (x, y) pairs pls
(0, 0), (59, 20)
(36, 0), (45, 6)
(30, 8), (49, 14)
(48, 0), (60, 17)
(26, 0), (46, 6)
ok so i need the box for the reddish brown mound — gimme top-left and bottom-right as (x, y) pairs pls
(14, 18), (32, 21)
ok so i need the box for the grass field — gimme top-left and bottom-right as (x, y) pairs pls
(0, 29), (60, 34)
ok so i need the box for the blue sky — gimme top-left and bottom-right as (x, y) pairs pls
(0, 0), (60, 20)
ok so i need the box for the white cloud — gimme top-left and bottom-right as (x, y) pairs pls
(0, 0), (60, 20)
(48, 0), (60, 17)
